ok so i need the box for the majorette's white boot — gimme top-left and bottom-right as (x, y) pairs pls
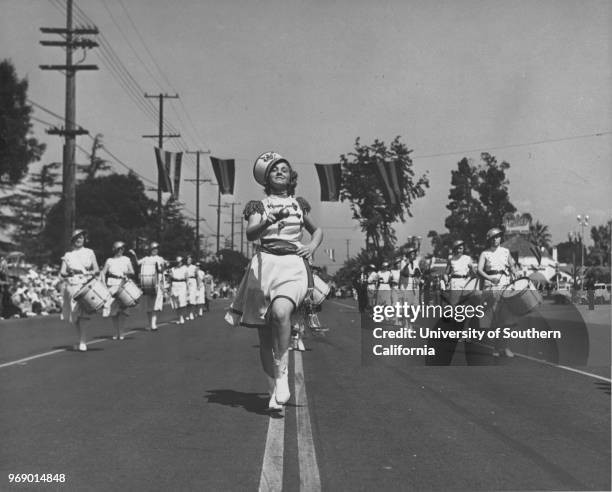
(266, 374), (282, 410)
(273, 351), (290, 404)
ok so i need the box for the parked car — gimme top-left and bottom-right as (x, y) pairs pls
(594, 283), (611, 303)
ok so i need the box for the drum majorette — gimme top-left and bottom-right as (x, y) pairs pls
(138, 241), (166, 331)
(60, 229), (100, 352)
(225, 151), (323, 411)
(366, 264), (379, 307)
(185, 254), (199, 320)
(377, 261), (393, 306)
(101, 241), (137, 340)
(444, 240), (475, 307)
(477, 227), (518, 358)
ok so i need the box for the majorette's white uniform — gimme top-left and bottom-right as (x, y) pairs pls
(185, 264), (198, 306)
(226, 195), (311, 328)
(169, 265), (189, 309)
(61, 247), (98, 323)
(377, 270), (393, 306)
(102, 256), (134, 317)
(139, 254), (166, 312)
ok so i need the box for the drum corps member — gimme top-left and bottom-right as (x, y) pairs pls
(101, 241), (135, 340)
(225, 152), (323, 411)
(60, 230), (100, 351)
(366, 264), (379, 307)
(195, 262), (206, 317)
(169, 256), (189, 324)
(185, 254), (199, 320)
(138, 242), (166, 331)
(477, 227), (517, 358)
(377, 262), (393, 306)
(444, 240), (474, 306)
(202, 268), (214, 312)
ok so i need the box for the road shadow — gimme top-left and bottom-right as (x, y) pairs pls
(595, 381), (611, 395)
(204, 389), (283, 417)
(53, 345), (104, 352)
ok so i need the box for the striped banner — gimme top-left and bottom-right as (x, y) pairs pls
(172, 152), (183, 200)
(314, 163), (341, 201)
(154, 147), (173, 194)
(210, 156), (235, 195)
(373, 159), (402, 205)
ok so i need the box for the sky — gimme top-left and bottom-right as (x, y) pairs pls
(2, 0), (611, 272)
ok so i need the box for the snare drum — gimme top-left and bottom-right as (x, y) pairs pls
(311, 274), (330, 305)
(139, 262), (159, 295)
(500, 277), (542, 316)
(115, 278), (143, 308)
(73, 278), (112, 314)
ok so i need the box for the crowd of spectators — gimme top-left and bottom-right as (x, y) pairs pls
(1, 258), (63, 319)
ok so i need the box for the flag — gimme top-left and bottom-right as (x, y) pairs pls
(314, 163), (341, 201)
(210, 156), (235, 195)
(154, 147), (173, 194)
(172, 152), (183, 200)
(325, 248), (335, 262)
(373, 159), (402, 205)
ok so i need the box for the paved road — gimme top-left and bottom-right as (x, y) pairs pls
(0, 299), (610, 491)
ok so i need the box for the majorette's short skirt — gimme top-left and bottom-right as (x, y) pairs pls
(225, 251), (308, 328)
(170, 281), (188, 309)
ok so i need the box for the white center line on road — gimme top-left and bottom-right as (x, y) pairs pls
(0, 322), (173, 369)
(294, 351), (321, 492)
(258, 402), (285, 492)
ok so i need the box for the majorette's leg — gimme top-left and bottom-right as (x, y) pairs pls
(269, 298), (293, 405)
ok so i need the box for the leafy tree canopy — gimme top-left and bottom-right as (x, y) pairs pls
(340, 137), (429, 252)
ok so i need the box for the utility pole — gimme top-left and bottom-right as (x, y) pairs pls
(185, 150), (211, 260)
(40, 0), (98, 251)
(142, 93), (180, 239)
(208, 192), (229, 254)
(346, 239), (350, 260)
(223, 202), (241, 250)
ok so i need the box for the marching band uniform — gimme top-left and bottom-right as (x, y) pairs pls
(390, 259), (402, 304)
(185, 256), (199, 320)
(195, 263), (206, 316)
(169, 257), (189, 324)
(138, 242), (166, 330)
(478, 227), (516, 358)
(226, 151), (323, 411)
(444, 240), (474, 306)
(101, 241), (135, 340)
(377, 262), (393, 306)
(400, 247), (421, 306)
(202, 270), (214, 312)
(366, 265), (379, 307)
(60, 229), (100, 351)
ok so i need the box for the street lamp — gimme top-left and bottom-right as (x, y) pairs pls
(576, 214), (589, 290)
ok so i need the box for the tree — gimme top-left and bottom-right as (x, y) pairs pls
(340, 137), (429, 252)
(77, 134), (111, 181)
(205, 249), (248, 285)
(10, 162), (61, 262)
(528, 220), (552, 252)
(0, 59), (46, 231)
(429, 153), (515, 256)
(587, 220), (611, 266)
(42, 172), (156, 261)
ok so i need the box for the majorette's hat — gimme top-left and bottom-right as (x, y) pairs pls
(405, 245), (418, 255)
(486, 227), (503, 240)
(393, 257), (402, 265)
(253, 151), (290, 186)
(149, 241), (160, 250)
(382, 261), (390, 267)
(71, 229), (87, 242)
(368, 264), (376, 270)
(452, 239), (465, 250)
(112, 241), (126, 252)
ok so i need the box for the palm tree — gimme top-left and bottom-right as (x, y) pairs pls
(529, 220), (552, 252)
